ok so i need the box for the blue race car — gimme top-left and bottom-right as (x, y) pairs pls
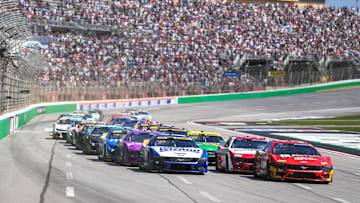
(139, 134), (208, 174)
(98, 128), (131, 161)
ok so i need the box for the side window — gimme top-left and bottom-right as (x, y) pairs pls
(265, 142), (273, 153)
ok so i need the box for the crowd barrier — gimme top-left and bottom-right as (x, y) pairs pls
(0, 79), (359, 141)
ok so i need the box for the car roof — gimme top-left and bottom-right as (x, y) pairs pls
(188, 131), (221, 136)
(234, 136), (266, 140)
(272, 140), (310, 145)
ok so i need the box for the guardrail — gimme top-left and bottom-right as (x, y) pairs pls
(0, 79), (359, 141)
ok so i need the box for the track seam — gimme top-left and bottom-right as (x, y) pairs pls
(39, 140), (57, 203)
(159, 174), (198, 203)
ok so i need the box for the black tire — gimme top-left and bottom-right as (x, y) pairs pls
(118, 149), (125, 165)
(215, 155), (219, 171)
(225, 155), (230, 173)
(265, 162), (271, 180)
(115, 149), (121, 164)
(253, 162), (260, 178)
(98, 149), (104, 161)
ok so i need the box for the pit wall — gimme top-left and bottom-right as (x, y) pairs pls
(0, 79), (359, 141)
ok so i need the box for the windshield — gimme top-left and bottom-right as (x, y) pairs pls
(138, 112), (148, 115)
(91, 127), (111, 136)
(57, 119), (75, 125)
(109, 132), (128, 140)
(123, 120), (138, 128)
(190, 134), (225, 144)
(272, 143), (321, 156)
(128, 132), (154, 142)
(231, 139), (268, 149)
(113, 119), (128, 125)
(154, 138), (198, 148)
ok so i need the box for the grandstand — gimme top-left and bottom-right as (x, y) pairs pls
(235, 0), (325, 8)
(13, 0), (360, 102)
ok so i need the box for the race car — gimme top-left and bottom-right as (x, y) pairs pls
(82, 125), (118, 155)
(158, 127), (187, 135)
(135, 121), (152, 131)
(87, 109), (104, 121)
(216, 136), (268, 173)
(139, 135), (208, 173)
(115, 130), (160, 165)
(66, 120), (82, 144)
(53, 116), (83, 139)
(75, 122), (103, 150)
(187, 131), (225, 165)
(110, 117), (133, 125)
(254, 140), (333, 183)
(137, 111), (152, 121)
(98, 129), (131, 161)
(121, 119), (141, 129)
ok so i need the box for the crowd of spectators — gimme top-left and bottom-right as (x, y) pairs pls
(19, 0), (360, 88)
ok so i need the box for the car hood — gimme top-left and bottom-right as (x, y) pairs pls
(151, 146), (203, 158)
(55, 124), (70, 130)
(197, 143), (219, 151)
(273, 155), (332, 166)
(124, 141), (143, 151)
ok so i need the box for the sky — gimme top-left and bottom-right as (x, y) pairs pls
(326, 0), (360, 7)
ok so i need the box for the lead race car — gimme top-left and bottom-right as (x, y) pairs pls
(139, 135), (208, 174)
(254, 140), (333, 183)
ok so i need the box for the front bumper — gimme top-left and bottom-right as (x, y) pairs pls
(231, 158), (255, 173)
(150, 160), (208, 173)
(124, 150), (140, 165)
(86, 142), (99, 154)
(53, 129), (67, 138)
(269, 165), (333, 182)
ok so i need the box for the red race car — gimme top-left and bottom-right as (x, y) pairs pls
(216, 136), (268, 173)
(254, 140), (333, 183)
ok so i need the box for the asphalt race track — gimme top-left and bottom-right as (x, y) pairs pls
(1, 87), (360, 203)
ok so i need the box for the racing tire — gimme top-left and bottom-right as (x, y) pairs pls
(115, 149), (121, 165)
(98, 149), (104, 161)
(118, 149), (125, 165)
(225, 155), (231, 173)
(265, 162), (271, 180)
(215, 156), (219, 171)
(253, 162), (260, 178)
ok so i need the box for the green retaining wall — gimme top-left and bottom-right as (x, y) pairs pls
(45, 104), (77, 114)
(178, 81), (360, 104)
(0, 118), (9, 141)
(18, 107), (38, 128)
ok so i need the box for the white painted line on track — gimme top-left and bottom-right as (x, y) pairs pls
(177, 176), (192, 185)
(66, 187), (75, 197)
(66, 154), (72, 159)
(44, 128), (53, 132)
(333, 198), (352, 203)
(353, 173), (360, 177)
(199, 191), (221, 202)
(293, 183), (312, 191)
(66, 162), (72, 167)
(66, 172), (73, 180)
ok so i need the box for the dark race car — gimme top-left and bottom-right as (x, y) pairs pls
(115, 130), (160, 165)
(82, 125), (118, 155)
